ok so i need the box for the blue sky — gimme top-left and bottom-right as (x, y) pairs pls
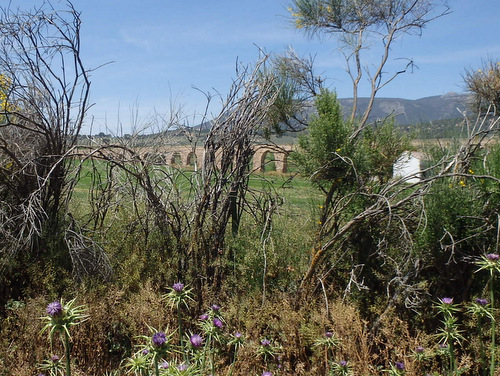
(8, 1), (500, 133)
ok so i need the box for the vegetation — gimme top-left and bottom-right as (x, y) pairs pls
(1, 1), (500, 376)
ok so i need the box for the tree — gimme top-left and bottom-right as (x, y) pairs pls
(291, 89), (412, 305)
(282, 1), (500, 321)
(464, 58), (500, 115)
(0, 1), (109, 296)
(287, 0), (450, 129)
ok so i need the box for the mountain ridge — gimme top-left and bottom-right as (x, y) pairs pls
(339, 92), (471, 125)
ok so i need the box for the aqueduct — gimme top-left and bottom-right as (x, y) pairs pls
(140, 144), (293, 173)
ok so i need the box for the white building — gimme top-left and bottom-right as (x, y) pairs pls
(393, 151), (422, 183)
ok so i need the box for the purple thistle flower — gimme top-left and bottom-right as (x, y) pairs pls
(190, 333), (203, 347)
(142, 349), (149, 355)
(161, 361), (169, 369)
(234, 332), (242, 338)
(199, 313), (209, 320)
(46, 301), (63, 317)
(178, 364), (188, 371)
(325, 331), (333, 338)
(486, 253), (500, 261)
(211, 304), (220, 311)
(213, 318), (223, 329)
(152, 332), (167, 347)
(51, 355), (60, 362)
(261, 339), (271, 346)
(261, 372), (273, 376)
(415, 346), (425, 353)
(439, 343), (448, 349)
(476, 298), (489, 306)
(172, 282), (184, 292)
(395, 361), (405, 370)
(442, 297), (453, 305)
(339, 360), (348, 367)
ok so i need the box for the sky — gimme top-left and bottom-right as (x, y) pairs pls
(6, 0), (500, 134)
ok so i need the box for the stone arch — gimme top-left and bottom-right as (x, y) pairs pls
(261, 150), (277, 172)
(170, 151), (182, 166)
(274, 151), (289, 173)
(186, 151), (198, 168)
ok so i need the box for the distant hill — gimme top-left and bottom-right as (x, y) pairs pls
(340, 92), (472, 125)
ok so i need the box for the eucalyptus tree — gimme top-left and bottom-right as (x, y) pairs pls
(287, 0), (450, 130)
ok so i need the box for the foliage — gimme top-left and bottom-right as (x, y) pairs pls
(464, 58), (500, 113)
(287, 0), (450, 126)
(0, 1), (106, 309)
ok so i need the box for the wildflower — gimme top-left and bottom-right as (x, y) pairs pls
(486, 253), (500, 261)
(172, 282), (184, 292)
(234, 332), (242, 338)
(211, 304), (220, 311)
(325, 331), (333, 338)
(46, 301), (63, 317)
(261, 339), (271, 346)
(152, 332), (167, 347)
(213, 318), (223, 329)
(161, 361), (169, 369)
(395, 361), (405, 370)
(262, 372), (273, 376)
(190, 334), (203, 347)
(415, 346), (425, 353)
(476, 298), (489, 306)
(142, 349), (149, 355)
(178, 364), (188, 371)
(339, 360), (348, 367)
(442, 297), (453, 305)
(199, 313), (209, 320)
(51, 355), (60, 362)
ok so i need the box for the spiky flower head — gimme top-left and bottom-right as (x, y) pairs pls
(486, 253), (500, 261)
(163, 283), (194, 310)
(213, 318), (223, 329)
(41, 298), (88, 343)
(415, 346), (424, 353)
(475, 253), (500, 275)
(46, 301), (63, 317)
(189, 333), (203, 348)
(313, 330), (340, 349)
(442, 297), (453, 305)
(172, 282), (184, 292)
(395, 361), (405, 370)
(476, 298), (488, 306)
(262, 372), (273, 376)
(152, 332), (167, 347)
(199, 313), (209, 321)
(261, 339), (271, 346)
(211, 304), (220, 312)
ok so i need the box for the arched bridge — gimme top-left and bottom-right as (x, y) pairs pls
(141, 144), (293, 173)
